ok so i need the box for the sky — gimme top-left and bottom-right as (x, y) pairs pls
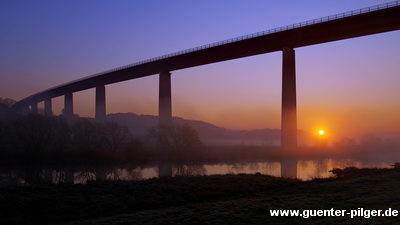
(1, 0), (399, 140)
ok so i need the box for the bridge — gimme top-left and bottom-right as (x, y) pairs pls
(14, 1), (400, 154)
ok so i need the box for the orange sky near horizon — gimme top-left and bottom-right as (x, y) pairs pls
(2, 1), (399, 141)
(43, 32), (400, 141)
(42, 32), (400, 141)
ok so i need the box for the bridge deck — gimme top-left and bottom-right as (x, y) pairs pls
(15, 2), (400, 107)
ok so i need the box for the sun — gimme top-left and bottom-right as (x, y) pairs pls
(318, 129), (325, 135)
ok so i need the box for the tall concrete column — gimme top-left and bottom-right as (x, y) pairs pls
(64, 93), (74, 119)
(31, 103), (38, 114)
(159, 71), (172, 125)
(281, 47), (297, 155)
(95, 85), (106, 121)
(44, 98), (52, 117)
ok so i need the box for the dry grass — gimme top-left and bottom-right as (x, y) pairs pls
(1, 169), (399, 225)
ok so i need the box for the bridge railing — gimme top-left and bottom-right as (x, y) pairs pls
(65, 1), (400, 81)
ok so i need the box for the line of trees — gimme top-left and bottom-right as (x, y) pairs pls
(149, 123), (205, 162)
(0, 97), (205, 165)
(0, 114), (140, 163)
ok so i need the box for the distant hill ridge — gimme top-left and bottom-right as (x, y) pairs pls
(106, 113), (314, 146)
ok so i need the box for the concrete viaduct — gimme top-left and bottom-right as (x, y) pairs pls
(14, 1), (400, 153)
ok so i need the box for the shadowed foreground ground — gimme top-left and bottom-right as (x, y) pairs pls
(1, 168), (399, 224)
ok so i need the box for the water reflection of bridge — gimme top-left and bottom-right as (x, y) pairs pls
(0, 159), (395, 185)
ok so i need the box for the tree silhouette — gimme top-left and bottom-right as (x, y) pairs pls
(100, 122), (131, 152)
(0, 97), (17, 122)
(71, 119), (103, 152)
(0, 98), (16, 108)
(13, 114), (51, 153)
(148, 123), (204, 160)
(0, 120), (5, 152)
(12, 115), (73, 155)
(46, 117), (71, 152)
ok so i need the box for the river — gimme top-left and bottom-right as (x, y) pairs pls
(0, 157), (397, 186)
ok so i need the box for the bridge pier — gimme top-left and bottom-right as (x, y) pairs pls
(31, 103), (38, 114)
(159, 71), (172, 125)
(158, 164), (173, 178)
(44, 98), (52, 117)
(64, 168), (75, 184)
(64, 93), (74, 120)
(281, 47), (297, 156)
(281, 160), (298, 178)
(95, 85), (106, 121)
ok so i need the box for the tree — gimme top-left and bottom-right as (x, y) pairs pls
(13, 114), (51, 153)
(0, 98), (16, 108)
(71, 119), (103, 152)
(0, 120), (5, 152)
(12, 115), (73, 154)
(0, 97), (17, 122)
(46, 117), (71, 152)
(124, 136), (145, 162)
(148, 123), (204, 160)
(99, 122), (131, 152)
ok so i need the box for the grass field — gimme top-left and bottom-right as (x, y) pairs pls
(1, 168), (399, 224)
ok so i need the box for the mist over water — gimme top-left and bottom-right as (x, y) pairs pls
(1, 102), (399, 185)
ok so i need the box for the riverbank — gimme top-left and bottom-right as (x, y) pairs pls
(1, 168), (399, 224)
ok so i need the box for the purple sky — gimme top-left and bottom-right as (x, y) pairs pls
(1, 0), (399, 139)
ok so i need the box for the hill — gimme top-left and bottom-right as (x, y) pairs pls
(106, 113), (314, 146)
